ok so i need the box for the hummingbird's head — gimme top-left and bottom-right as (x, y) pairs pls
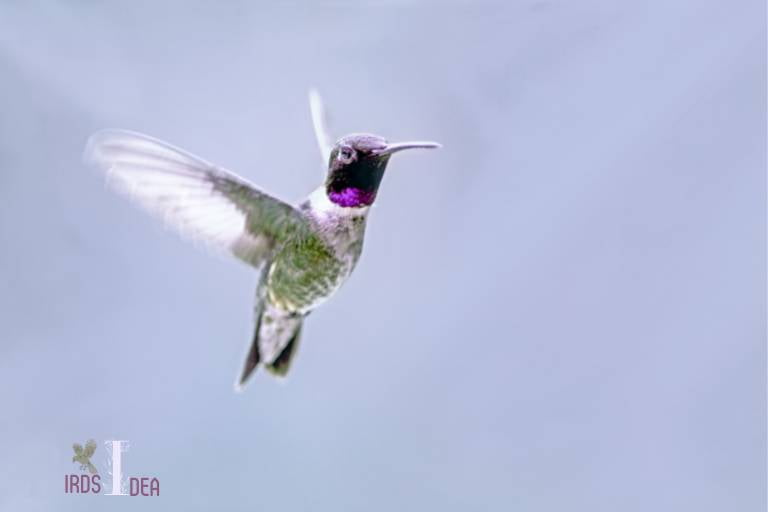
(325, 133), (440, 208)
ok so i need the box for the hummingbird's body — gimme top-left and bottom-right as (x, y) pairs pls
(270, 187), (367, 314)
(85, 92), (439, 389)
(252, 187), (368, 373)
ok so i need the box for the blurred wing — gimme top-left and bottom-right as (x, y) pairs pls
(72, 443), (83, 455)
(309, 88), (333, 168)
(83, 439), (97, 458)
(85, 130), (311, 268)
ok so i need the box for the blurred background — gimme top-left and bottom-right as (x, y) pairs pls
(0, 1), (764, 510)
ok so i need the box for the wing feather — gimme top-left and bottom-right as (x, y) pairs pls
(309, 89), (333, 169)
(84, 130), (310, 267)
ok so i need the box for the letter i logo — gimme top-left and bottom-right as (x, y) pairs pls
(104, 440), (129, 496)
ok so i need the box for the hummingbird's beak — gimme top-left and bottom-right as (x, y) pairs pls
(376, 141), (441, 156)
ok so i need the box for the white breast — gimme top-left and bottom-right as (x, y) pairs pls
(301, 186), (369, 268)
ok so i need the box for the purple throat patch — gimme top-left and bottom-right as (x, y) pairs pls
(328, 187), (376, 207)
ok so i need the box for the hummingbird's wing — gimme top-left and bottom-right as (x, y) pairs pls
(309, 88), (333, 168)
(85, 130), (312, 268)
(72, 443), (83, 455)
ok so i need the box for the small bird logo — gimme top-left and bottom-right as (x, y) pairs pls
(84, 90), (440, 389)
(72, 439), (98, 474)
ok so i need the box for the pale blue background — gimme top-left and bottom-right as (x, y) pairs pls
(0, 1), (764, 510)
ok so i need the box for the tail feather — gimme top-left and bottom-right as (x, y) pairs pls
(237, 313), (263, 389)
(266, 323), (303, 377)
(237, 303), (304, 390)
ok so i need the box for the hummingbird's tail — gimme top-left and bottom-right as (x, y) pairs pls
(264, 319), (303, 377)
(237, 302), (304, 390)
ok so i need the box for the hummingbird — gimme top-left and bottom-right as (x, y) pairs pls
(84, 91), (440, 390)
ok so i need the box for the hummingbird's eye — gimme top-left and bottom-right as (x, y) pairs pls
(338, 146), (355, 163)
